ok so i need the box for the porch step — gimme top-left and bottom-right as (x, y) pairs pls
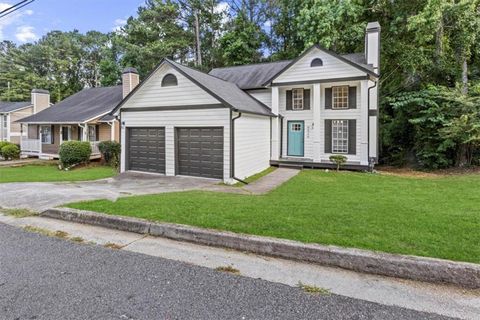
(278, 163), (303, 169)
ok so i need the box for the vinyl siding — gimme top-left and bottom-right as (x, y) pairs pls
(273, 47), (366, 84)
(234, 113), (270, 179)
(121, 64), (220, 109)
(121, 108), (231, 181)
(278, 80), (368, 165)
(8, 106), (34, 143)
(246, 89), (272, 108)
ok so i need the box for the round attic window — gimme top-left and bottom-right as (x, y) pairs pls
(161, 73), (178, 87)
(311, 58), (323, 67)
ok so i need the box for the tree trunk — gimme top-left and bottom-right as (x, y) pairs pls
(194, 10), (202, 66)
(461, 55), (468, 95)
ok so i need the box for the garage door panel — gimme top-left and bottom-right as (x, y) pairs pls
(128, 127), (165, 174)
(176, 127), (224, 179)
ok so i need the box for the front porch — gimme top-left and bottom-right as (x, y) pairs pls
(20, 123), (112, 160)
(270, 158), (370, 171)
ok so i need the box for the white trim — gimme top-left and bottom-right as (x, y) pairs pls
(332, 120), (349, 154)
(332, 86), (349, 109)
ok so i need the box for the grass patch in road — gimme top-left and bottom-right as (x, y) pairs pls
(215, 265), (240, 275)
(70, 236), (85, 243)
(298, 282), (331, 296)
(0, 164), (117, 183)
(67, 170), (480, 264)
(23, 225), (69, 239)
(104, 242), (123, 250)
(1, 208), (37, 218)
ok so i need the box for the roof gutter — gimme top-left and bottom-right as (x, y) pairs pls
(230, 111), (248, 185)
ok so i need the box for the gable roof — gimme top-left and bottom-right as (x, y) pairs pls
(0, 101), (31, 113)
(208, 60), (292, 90)
(261, 44), (379, 86)
(19, 86), (122, 124)
(113, 58), (274, 117)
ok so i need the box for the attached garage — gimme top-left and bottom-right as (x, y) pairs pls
(176, 127), (224, 179)
(127, 127), (165, 174)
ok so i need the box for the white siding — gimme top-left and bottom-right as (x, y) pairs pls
(234, 113), (270, 179)
(246, 89), (272, 108)
(122, 64), (220, 109)
(279, 85), (315, 159)
(273, 47), (366, 84)
(278, 80), (369, 165)
(121, 108), (231, 181)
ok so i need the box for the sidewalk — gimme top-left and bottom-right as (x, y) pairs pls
(1, 212), (478, 320)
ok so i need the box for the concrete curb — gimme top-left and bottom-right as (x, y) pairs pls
(42, 207), (480, 289)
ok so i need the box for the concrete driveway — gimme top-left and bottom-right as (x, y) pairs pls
(0, 172), (218, 211)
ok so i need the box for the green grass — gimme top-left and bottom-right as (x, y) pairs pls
(233, 166), (277, 186)
(0, 164), (117, 183)
(67, 170), (480, 263)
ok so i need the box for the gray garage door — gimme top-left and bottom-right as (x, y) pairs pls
(176, 127), (224, 179)
(128, 127), (165, 174)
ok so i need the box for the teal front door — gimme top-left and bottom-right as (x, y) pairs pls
(287, 121), (304, 157)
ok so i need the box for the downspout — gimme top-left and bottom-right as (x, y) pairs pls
(367, 79), (378, 171)
(231, 111), (248, 184)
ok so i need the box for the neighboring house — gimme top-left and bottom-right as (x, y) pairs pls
(0, 89), (50, 144)
(112, 22), (381, 183)
(18, 86), (122, 159)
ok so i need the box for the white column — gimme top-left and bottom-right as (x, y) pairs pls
(271, 86), (280, 160)
(312, 83), (321, 161)
(369, 80), (379, 161)
(165, 125), (175, 176)
(120, 124), (126, 172)
(360, 80), (369, 165)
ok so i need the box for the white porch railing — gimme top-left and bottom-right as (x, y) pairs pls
(90, 141), (101, 154)
(21, 139), (41, 153)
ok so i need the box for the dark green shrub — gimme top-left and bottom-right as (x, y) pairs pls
(329, 154), (347, 171)
(0, 141), (13, 151)
(59, 141), (92, 168)
(98, 141), (121, 168)
(1, 143), (20, 160)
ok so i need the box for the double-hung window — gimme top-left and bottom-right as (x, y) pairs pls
(40, 125), (52, 144)
(292, 88), (304, 110)
(332, 86), (349, 109)
(332, 120), (348, 153)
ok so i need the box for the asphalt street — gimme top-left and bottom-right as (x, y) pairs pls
(0, 223), (452, 320)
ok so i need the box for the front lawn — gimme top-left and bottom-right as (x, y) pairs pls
(67, 170), (480, 263)
(0, 164), (117, 183)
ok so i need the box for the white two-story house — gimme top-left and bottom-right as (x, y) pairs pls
(112, 22), (380, 183)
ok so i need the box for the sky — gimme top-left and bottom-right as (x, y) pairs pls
(0, 0), (143, 44)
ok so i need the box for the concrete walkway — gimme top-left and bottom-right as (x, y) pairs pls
(0, 213), (478, 320)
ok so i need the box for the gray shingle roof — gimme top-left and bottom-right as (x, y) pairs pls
(166, 59), (273, 116)
(0, 101), (31, 113)
(210, 50), (375, 89)
(209, 60), (292, 90)
(19, 86), (122, 123)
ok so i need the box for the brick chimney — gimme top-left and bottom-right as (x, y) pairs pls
(31, 89), (50, 114)
(365, 22), (381, 74)
(122, 67), (140, 99)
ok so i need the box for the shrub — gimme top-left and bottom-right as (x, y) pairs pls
(329, 154), (347, 172)
(59, 141), (92, 169)
(0, 141), (13, 151)
(98, 141), (121, 168)
(1, 143), (20, 160)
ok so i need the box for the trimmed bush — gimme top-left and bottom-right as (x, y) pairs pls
(59, 141), (92, 169)
(98, 141), (121, 168)
(0, 141), (13, 151)
(329, 154), (347, 172)
(1, 143), (20, 160)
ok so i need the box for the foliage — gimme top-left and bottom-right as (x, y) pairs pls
(98, 141), (121, 168)
(0, 143), (20, 160)
(0, 141), (13, 153)
(383, 86), (480, 169)
(329, 155), (347, 171)
(59, 141), (92, 169)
